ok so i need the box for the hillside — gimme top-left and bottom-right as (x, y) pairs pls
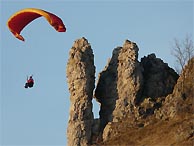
(101, 58), (194, 146)
(66, 38), (194, 146)
(101, 115), (194, 145)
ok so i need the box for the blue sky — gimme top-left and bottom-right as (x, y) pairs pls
(1, 0), (193, 145)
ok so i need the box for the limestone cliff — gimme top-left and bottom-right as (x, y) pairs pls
(101, 58), (194, 146)
(155, 57), (194, 120)
(95, 40), (179, 143)
(66, 38), (193, 146)
(95, 40), (143, 131)
(66, 37), (95, 146)
(140, 53), (179, 100)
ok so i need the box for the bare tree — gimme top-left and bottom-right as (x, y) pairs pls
(171, 35), (194, 99)
(172, 35), (194, 74)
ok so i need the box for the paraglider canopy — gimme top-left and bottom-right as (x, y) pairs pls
(7, 8), (66, 41)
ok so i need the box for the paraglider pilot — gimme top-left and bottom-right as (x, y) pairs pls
(24, 76), (34, 88)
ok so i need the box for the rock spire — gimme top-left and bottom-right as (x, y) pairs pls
(66, 37), (95, 146)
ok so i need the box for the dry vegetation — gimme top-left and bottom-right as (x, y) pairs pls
(101, 114), (193, 146)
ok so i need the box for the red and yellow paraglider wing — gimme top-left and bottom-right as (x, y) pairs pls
(45, 11), (66, 32)
(7, 8), (66, 41)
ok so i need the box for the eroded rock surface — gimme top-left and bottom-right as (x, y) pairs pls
(101, 58), (194, 146)
(95, 40), (178, 135)
(140, 53), (179, 100)
(66, 38), (193, 146)
(66, 37), (95, 146)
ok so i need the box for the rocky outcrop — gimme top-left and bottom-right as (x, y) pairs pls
(94, 46), (120, 132)
(140, 53), (179, 100)
(94, 40), (178, 137)
(66, 37), (95, 146)
(133, 54), (179, 119)
(66, 38), (193, 146)
(95, 40), (143, 133)
(155, 57), (194, 120)
(101, 58), (194, 146)
(112, 41), (143, 122)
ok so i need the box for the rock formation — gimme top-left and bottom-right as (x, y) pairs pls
(95, 40), (178, 138)
(155, 57), (194, 120)
(95, 40), (143, 132)
(66, 37), (95, 146)
(140, 53), (179, 100)
(66, 38), (193, 146)
(101, 57), (194, 146)
(94, 46), (122, 132)
(112, 41), (143, 122)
